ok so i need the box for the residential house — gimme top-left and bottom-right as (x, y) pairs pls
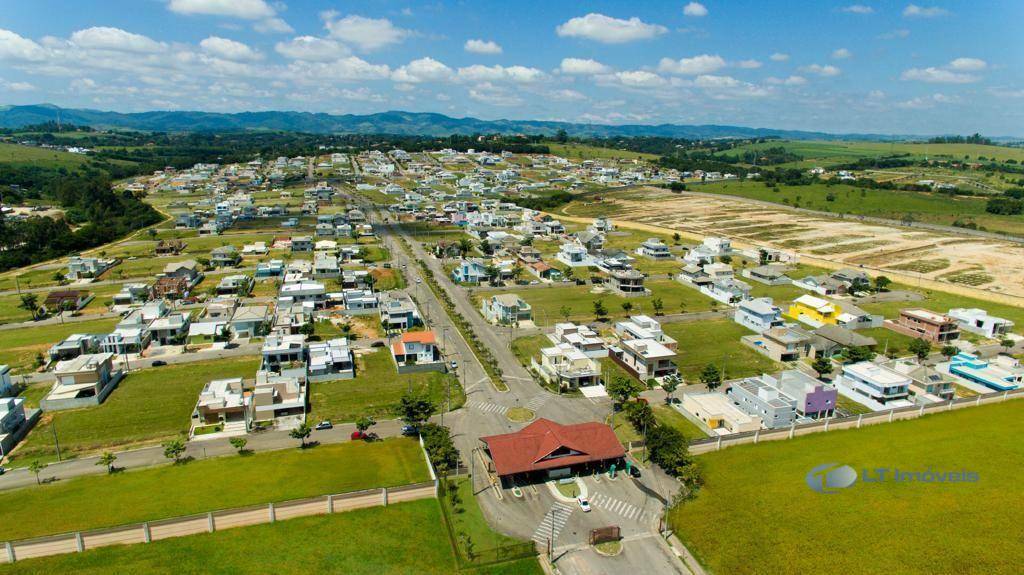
(149, 312), (190, 345)
(230, 305), (268, 338)
(112, 283), (151, 306)
(279, 281), (326, 307)
(343, 289), (378, 312)
(251, 375), (307, 428)
(787, 295), (841, 327)
(735, 297), (785, 333)
(261, 334), (308, 374)
(812, 324), (877, 357)
(162, 260), (202, 282)
(837, 361), (911, 404)
(727, 377), (797, 429)
(609, 337), (677, 381)
(533, 343), (602, 390)
(0, 396), (27, 438)
(481, 294), (532, 325)
(216, 275), (252, 296)
(256, 259), (285, 278)
(574, 231), (604, 252)
(48, 333), (101, 361)
(684, 237), (731, 265)
(615, 315), (678, 350)
(607, 269), (648, 296)
(763, 370), (837, 419)
(835, 302), (883, 330)
(312, 254), (341, 279)
(943, 352), (1023, 392)
(210, 245), (241, 267)
(555, 243), (594, 268)
(682, 392), (762, 434)
(290, 236), (314, 252)
(792, 274), (848, 297)
(47, 353), (117, 404)
(885, 358), (955, 401)
(391, 331), (445, 373)
(191, 378), (249, 430)
(379, 291), (420, 331)
(452, 258), (489, 284)
(947, 308), (1015, 339)
(635, 238), (672, 259)
(153, 276), (189, 299)
(551, 323), (608, 358)
(742, 264), (792, 286)
(887, 309), (960, 344)
(43, 290), (91, 313)
(0, 365), (12, 397)
(307, 338), (355, 381)
(742, 326), (815, 362)
(67, 256), (114, 280)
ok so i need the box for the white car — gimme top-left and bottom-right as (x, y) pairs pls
(415, 278), (422, 284)
(578, 497), (591, 512)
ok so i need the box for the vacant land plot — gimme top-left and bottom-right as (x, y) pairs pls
(0, 439), (428, 541)
(662, 319), (781, 382)
(855, 282), (1024, 331)
(12, 357), (260, 464)
(712, 139), (1024, 168)
(0, 317), (120, 374)
(545, 142), (659, 161)
(670, 400), (1024, 575)
(307, 349), (463, 424)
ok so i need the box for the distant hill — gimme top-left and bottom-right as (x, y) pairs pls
(0, 103), (921, 140)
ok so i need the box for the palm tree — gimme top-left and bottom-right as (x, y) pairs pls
(97, 452), (117, 474)
(19, 294), (39, 320)
(510, 264), (524, 284)
(290, 423), (313, 448)
(457, 238), (473, 257)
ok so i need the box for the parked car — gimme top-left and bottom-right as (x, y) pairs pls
(0, 466), (6, 476)
(449, 360), (458, 370)
(629, 466), (642, 478)
(401, 425), (418, 436)
(415, 278), (422, 284)
(151, 360), (167, 367)
(350, 430), (366, 440)
(315, 420), (333, 431)
(578, 497), (591, 512)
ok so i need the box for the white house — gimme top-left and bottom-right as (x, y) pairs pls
(735, 298), (785, 333)
(947, 308), (1015, 339)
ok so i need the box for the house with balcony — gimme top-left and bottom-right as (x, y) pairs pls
(112, 283), (152, 306)
(837, 361), (911, 404)
(230, 305), (268, 339)
(556, 243), (595, 268)
(533, 343), (602, 390)
(742, 326), (815, 363)
(481, 293), (532, 325)
(307, 338), (355, 381)
(452, 258), (489, 284)
(551, 323), (608, 358)
(210, 245), (241, 267)
(256, 259), (285, 278)
(609, 337), (677, 381)
(290, 236), (314, 252)
(251, 374), (307, 429)
(763, 370), (837, 419)
(615, 315), (677, 350)
(48, 333), (101, 362)
(343, 289), (378, 313)
(278, 281), (326, 308)
(942, 352), (1022, 392)
(727, 376), (798, 429)
(787, 295), (841, 328)
(44, 352), (120, 409)
(312, 254), (341, 279)
(379, 291), (420, 331)
(635, 238), (672, 259)
(683, 237), (732, 265)
(608, 269), (649, 296)
(162, 260), (202, 283)
(947, 308), (1014, 339)
(886, 308), (960, 344)
(702, 277), (751, 306)
(149, 312), (190, 345)
(216, 275), (253, 296)
(261, 334), (308, 377)
(884, 358), (955, 401)
(67, 256), (115, 280)
(391, 331), (445, 373)
(191, 378), (249, 433)
(735, 298), (785, 333)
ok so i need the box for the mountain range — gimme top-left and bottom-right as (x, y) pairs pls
(0, 103), (927, 141)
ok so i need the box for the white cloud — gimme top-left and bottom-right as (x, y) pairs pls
(391, 57), (453, 83)
(1, 79), (35, 91)
(324, 15), (410, 52)
(901, 67), (977, 84)
(464, 39), (502, 55)
(895, 93), (953, 109)
(879, 28), (911, 39)
(70, 27), (165, 53)
(800, 64), (841, 77)
(200, 36), (261, 61)
(903, 4), (949, 18)
(558, 57), (611, 75)
(840, 4), (874, 14)
(288, 56), (391, 82)
(253, 18), (293, 34)
(469, 83), (523, 107)
(548, 89), (587, 102)
(694, 75), (772, 99)
(601, 70), (668, 88)
(167, 0), (276, 20)
(735, 59), (762, 69)
(948, 57), (986, 72)
(683, 2), (708, 17)
(0, 29), (46, 61)
(832, 48), (852, 60)
(556, 13), (667, 44)
(988, 87), (1024, 99)
(658, 54), (726, 75)
(868, 89), (886, 99)
(457, 64), (544, 84)
(766, 75), (807, 86)
(275, 36), (348, 62)
(769, 52), (789, 62)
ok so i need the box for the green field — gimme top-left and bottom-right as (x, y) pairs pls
(484, 279), (716, 326)
(307, 349), (464, 424)
(670, 400), (1024, 575)
(0, 142), (134, 170)
(0, 317), (120, 374)
(855, 282), (1024, 335)
(0, 439), (429, 541)
(12, 357), (260, 465)
(662, 319), (781, 382)
(713, 139), (1024, 168)
(544, 142), (660, 161)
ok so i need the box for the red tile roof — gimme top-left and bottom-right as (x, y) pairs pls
(401, 331), (436, 344)
(480, 419), (625, 477)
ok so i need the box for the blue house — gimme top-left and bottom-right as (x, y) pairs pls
(946, 352), (1023, 391)
(452, 258), (488, 284)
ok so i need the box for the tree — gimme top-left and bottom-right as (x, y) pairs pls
(28, 460), (47, 485)
(621, 301), (633, 313)
(18, 293), (39, 320)
(874, 276), (892, 292)
(850, 277), (871, 293)
(624, 400), (656, 433)
(356, 415), (377, 434)
(1000, 338), (1015, 354)
(162, 438), (187, 463)
(606, 375), (643, 409)
(699, 364), (722, 391)
(229, 437), (248, 454)
(646, 424), (694, 475)
(661, 375), (681, 404)
(298, 321), (315, 337)
(908, 338), (931, 361)
(510, 264), (524, 284)
(559, 305), (572, 322)
(52, 271), (67, 285)
(97, 452), (117, 474)
(651, 297), (664, 316)
(812, 356), (833, 377)
(941, 345), (959, 360)
(290, 423), (313, 448)
(562, 266), (574, 282)
(483, 264), (500, 286)
(457, 238), (473, 257)
(845, 345), (875, 363)
(147, 228), (157, 239)
(719, 255), (732, 265)
(420, 423), (458, 473)
(555, 128), (569, 143)
(672, 232), (681, 243)
(592, 299), (608, 320)
(758, 248), (770, 266)
(398, 390), (435, 428)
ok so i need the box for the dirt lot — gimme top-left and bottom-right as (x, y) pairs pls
(562, 187), (1024, 300)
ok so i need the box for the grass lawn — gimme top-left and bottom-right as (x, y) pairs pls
(856, 283), (1024, 335)
(670, 400), (1024, 575)
(662, 319), (782, 382)
(307, 349), (464, 424)
(446, 477), (528, 553)
(11, 357), (260, 465)
(0, 317), (120, 374)
(485, 280), (715, 326)
(857, 326), (929, 356)
(0, 439), (429, 541)
(652, 404), (707, 439)
(0, 498), (542, 575)
(544, 142), (660, 161)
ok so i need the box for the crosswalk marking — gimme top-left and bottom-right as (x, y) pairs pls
(467, 400), (508, 415)
(590, 493), (651, 522)
(525, 395), (547, 411)
(532, 502), (574, 544)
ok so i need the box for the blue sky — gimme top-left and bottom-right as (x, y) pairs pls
(1, 0), (1021, 135)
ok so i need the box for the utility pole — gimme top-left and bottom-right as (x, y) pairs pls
(52, 418), (62, 462)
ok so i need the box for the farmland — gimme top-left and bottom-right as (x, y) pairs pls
(670, 400), (1024, 575)
(712, 139), (1024, 168)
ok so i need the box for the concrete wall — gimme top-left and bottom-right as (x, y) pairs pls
(1, 481), (437, 564)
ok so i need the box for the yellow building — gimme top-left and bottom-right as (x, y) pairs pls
(787, 294), (842, 327)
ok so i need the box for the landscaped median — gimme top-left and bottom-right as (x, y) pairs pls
(669, 400), (1024, 575)
(0, 438), (429, 541)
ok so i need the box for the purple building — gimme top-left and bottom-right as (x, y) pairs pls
(763, 370), (837, 419)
